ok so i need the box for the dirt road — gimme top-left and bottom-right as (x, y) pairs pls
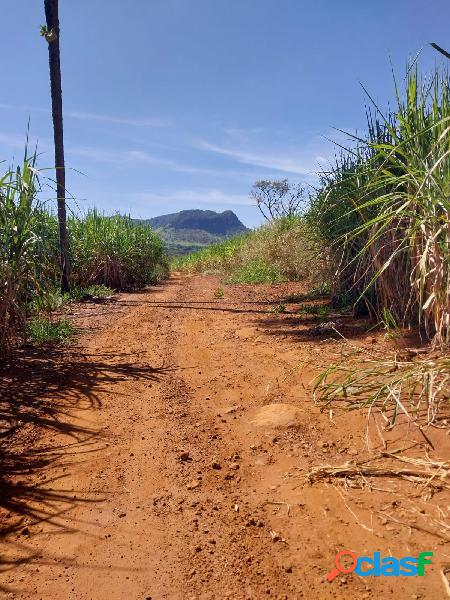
(0, 275), (447, 599)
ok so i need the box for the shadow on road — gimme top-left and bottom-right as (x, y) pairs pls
(0, 344), (171, 588)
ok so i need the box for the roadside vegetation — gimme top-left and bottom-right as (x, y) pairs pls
(309, 67), (450, 349)
(173, 215), (328, 286)
(177, 64), (449, 348)
(0, 158), (168, 356)
(175, 61), (450, 430)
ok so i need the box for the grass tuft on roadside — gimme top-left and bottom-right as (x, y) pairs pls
(27, 317), (74, 345)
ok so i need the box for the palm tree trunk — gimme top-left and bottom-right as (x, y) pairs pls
(44, 0), (70, 292)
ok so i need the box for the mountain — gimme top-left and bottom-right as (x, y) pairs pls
(148, 209), (247, 236)
(138, 209), (249, 255)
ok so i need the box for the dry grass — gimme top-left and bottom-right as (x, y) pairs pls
(313, 350), (450, 430)
(301, 449), (450, 494)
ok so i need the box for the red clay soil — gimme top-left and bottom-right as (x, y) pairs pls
(0, 274), (449, 599)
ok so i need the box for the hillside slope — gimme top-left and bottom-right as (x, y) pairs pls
(137, 209), (249, 255)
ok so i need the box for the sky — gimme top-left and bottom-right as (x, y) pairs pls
(0, 0), (449, 227)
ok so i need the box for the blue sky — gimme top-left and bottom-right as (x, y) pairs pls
(1, 0), (449, 227)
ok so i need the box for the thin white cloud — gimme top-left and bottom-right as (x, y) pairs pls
(69, 145), (175, 167)
(0, 132), (33, 150)
(65, 110), (170, 128)
(67, 145), (259, 178)
(0, 103), (169, 127)
(195, 140), (313, 176)
(223, 127), (266, 143)
(136, 188), (253, 207)
(0, 132), (51, 154)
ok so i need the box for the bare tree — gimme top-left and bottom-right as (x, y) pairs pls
(42, 0), (70, 292)
(250, 179), (306, 221)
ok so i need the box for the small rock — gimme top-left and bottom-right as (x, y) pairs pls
(211, 461), (222, 470)
(229, 462), (240, 470)
(249, 404), (301, 430)
(246, 517), (264, 527)
(347, 448), (358, 456)
(187, 480), (201, 490)
(21, 527), (30, 536)
(179, 451), (191, 462)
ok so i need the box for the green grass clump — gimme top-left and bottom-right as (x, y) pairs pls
(69, 284), (114, 301)
(27, 317), (73, 344)
(29, 288), (69, 315)
(283, 283), (332, 303)
(297, 304), (330, 317)
(225, 260), (285, 284)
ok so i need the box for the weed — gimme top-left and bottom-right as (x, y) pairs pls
(69, 284), (114, 301)
(213, 287), (224, 299)
(297, 304), (330, 317)
(29, 289), (69, 315)
(308, 282), (331, 299)
(27, 317), (73, 344)
(380, 308), (401, 339)
(282, 285), (330, 303)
